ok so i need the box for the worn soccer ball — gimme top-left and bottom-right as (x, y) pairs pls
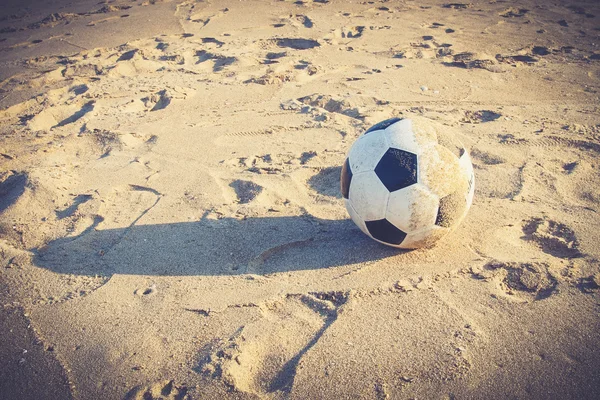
(340, 117), (474, 249)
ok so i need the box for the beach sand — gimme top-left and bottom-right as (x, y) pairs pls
(1, 0), (599, 398)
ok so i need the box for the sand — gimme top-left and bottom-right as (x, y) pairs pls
(1, 0), (599, 398)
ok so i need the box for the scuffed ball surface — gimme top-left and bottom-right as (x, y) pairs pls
(341, 117), (474, 249)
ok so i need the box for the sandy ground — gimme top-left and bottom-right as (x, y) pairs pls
(1, 0), (600, 399)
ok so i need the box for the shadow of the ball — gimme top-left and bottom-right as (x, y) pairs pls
(34, 215), (407, 277)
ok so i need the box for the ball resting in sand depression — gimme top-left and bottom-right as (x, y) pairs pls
(341, 117), (475, 248)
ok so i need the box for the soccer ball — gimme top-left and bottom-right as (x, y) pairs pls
(340, 117), (474, 249)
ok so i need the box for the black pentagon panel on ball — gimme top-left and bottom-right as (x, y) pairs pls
(340, 158), (353, 199)
(365, 219), (407, 245)
(364, 117), (403, 135)
(374, 148), (418, 192)
(435, 191), (467, 228)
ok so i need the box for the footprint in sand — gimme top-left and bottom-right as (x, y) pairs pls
(427, 22), (446, 29)
(0, 169), (104, 250)
(275, 38), (320, 50)
(142, 89), (172, 111)
(27, 12), (81, 30)
(200, 37), (225, 48)
(495, 54), (539, 65)
(323, 26), (366, 44)
(0, 171), (27, 213)
(189, 7), (229, 27)
(27, 5), (132, 30)
(341, 26), (366, 38)
(461, 110), (502, 123)
(222, 153), (283, 174)
(521, 217), (582, 259)
(566, 5), (596, 18)
(158, 53), (185, 65)
(140, 87), (195, 111)
(124, 380), (187, 400)
(27, 101), (95, 131)
(78, 127), (123, 158)
(532, 46), (552, 56)
(443, 52), (503, 72)
(443, 3), (471, 10)
(393, 38), (457, 60)
(500, 7), (529, 18)
(221, 150), (327, 175)
(229, 180), (264, 204)
(195, 50), (237, 72)
(296, 93), (366, 119)
(35, 184), (162, 274)
(197, 292), (347, 396)
(469, 148), (506, 166)
(264, 51), (287, 64)
(134, 284), (157, 296)
(277, 14), (314, 28)
(482, 261), (559, 301)
(86, 13), (129, 27)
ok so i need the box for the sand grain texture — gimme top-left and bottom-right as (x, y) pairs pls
(1, 0), (600, 399)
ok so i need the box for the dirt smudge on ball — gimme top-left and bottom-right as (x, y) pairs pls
(420, 144), (466, 198)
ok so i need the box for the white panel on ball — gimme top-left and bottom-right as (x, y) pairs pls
(384, 119), (422, 155)
(400, 225), (448, 249)
(348, 171), (390, 222)
(386, 184), (438, 233)
(345, 199), (368, 235)
(459, 151), (475, 210)
(348, 129), (389, 174)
